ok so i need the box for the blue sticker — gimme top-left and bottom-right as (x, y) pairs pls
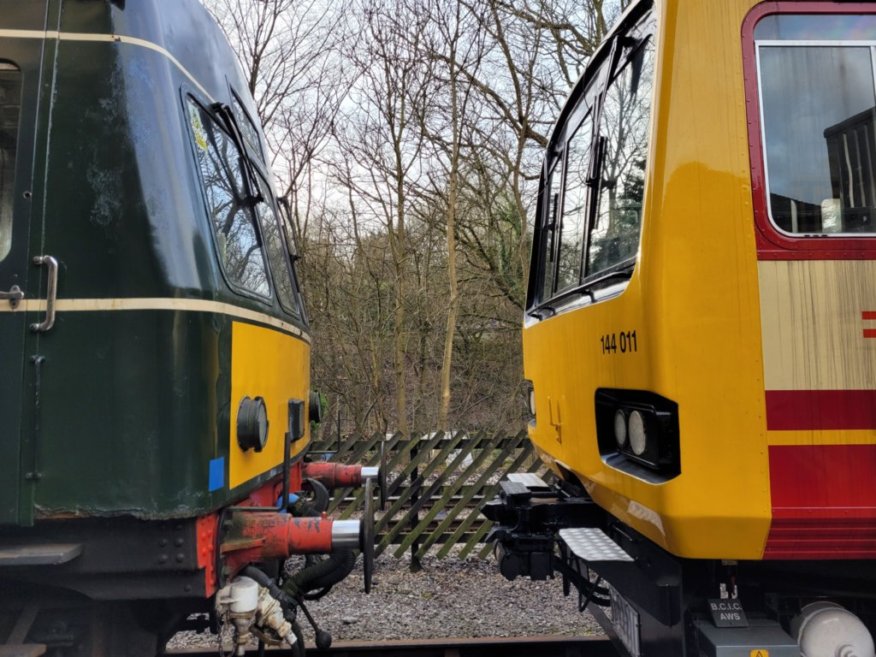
(208, 457), (225, 492)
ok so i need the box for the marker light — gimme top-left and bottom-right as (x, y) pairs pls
(628, 410), (647, 456)
(614, 410), (627, 448)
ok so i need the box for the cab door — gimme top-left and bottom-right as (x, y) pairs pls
(0, 1), (52, 525)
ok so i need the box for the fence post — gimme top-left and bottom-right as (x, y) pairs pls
(320, 429), (555, 561)
(409, 432), (422, 572)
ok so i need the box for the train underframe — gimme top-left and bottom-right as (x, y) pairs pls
(483, 474), (876, 657)
(0, 463), (380, 657)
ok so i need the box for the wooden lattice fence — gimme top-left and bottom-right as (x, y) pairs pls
(309, 430), (554, 564)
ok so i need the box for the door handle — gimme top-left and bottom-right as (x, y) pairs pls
(31, 255), (58, 332)
(0, 284), (23, 308)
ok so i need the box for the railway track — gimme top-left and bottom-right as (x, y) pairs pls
(167, 636), (617, 657)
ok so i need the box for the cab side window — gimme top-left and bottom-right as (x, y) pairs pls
(587, 38), (655, 276)
(540, 158), (562, 299)
(231, 93), (265, 164)
(252, 176), (302, 318)
(532, 20), (655, 310)
(0, 63), (21, 262)
(187, 99), (270, 298)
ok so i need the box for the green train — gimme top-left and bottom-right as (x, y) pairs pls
(0, 2), (377, 655)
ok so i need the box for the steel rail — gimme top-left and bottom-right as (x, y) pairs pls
(166, 635), (616, 657)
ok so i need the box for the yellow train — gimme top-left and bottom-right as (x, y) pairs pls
(485, 1), (876, 654)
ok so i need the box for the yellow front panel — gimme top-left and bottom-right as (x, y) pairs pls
(229, 321), (310, 489)
(525, 0), (773, 559)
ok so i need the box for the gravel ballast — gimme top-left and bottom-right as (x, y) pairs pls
(169, 553), (604, 649)
(306, 554), (603, 642)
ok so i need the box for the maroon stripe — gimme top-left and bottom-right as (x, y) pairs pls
(766, 445), (876, 559)
(863, 311), (876, 320)
(765, 390), (876, 430)
(865, 329), (876, 339)
(765, 518), (876, 559)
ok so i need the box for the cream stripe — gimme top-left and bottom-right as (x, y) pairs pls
(0, 297), (309, 341)
(758, 260), (876, 390)
(0, 29), (213, 101)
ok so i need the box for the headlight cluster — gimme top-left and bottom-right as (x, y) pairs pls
(597, 389), (680, 481)
(614, 408), (650, 456)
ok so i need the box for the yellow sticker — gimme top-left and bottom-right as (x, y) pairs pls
(750, 650), (769, 657)
(189, 105), (208, 152)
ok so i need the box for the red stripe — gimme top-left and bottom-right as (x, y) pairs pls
(863, 311), (876, 320)
(765, 518), (876, 559)
(766, 445), (876, 559)
(865, 329), (876, 338)
(765, 390), (876, 430)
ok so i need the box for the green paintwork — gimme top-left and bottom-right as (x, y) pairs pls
(0, 0), (309, 526)
(0, 1), (52, 525)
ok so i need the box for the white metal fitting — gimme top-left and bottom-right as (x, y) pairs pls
(361, 466), (380, 481)
(331, 519), (362, 550)
(215, 576), (260, 657)
(791, 601), (875, 657)
(254, 586), (297, 647)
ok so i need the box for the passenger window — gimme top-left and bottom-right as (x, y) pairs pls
(187, 99), (270, 298)
(557, 116), (593, 292)
(587, 38), (655, 276)
(253, 177), (301, 317)
(758, 34), (876, 234)
(0, 63), (21, 263)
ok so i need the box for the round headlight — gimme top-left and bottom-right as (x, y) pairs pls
(628, 410), (647, 456)
(237, 396), (269, 452)
(613, 410), (627, 448)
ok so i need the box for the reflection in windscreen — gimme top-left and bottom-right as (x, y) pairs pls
(556, 116), (593, 292)
(188, 101), (270, 296)
(760, 45), (876, 234)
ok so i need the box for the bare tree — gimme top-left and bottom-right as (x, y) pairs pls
(329, 0), (438, 434)
(212, 0), (620, 435)
(205, 0), (352, 252)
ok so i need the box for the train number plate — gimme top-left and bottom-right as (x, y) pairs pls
(610, 586), (641, 657)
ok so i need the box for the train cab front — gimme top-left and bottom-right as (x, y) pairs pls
(210, 423), (384, 656)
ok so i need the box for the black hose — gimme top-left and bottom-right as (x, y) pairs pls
(281, 549), (356, 598)
(301, 478), (330, 513)
(290, 621), (305, 657)
(306, 550), (356, 590)
(283, 478), (355, 599)
(307, 550), (356, 591)
(288, 479), (328, 517)
(243, 566), (294, 606)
